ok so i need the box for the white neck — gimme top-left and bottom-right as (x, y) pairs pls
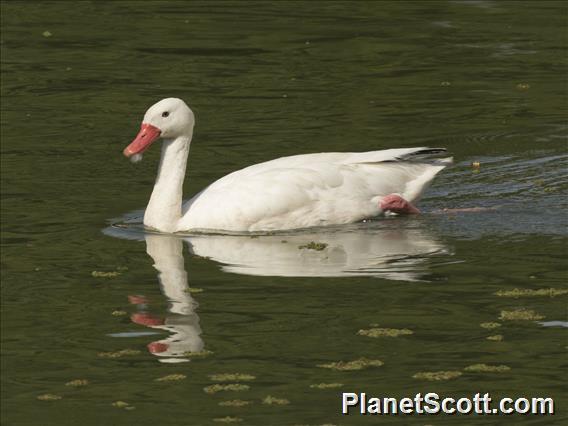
(144, 134), (191, 232)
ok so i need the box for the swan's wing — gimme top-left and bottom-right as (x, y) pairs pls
(183, 164), (350, 231)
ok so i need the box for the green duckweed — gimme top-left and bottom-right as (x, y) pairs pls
(495, 288), (568, 298)
(209, 373), (256, 382)
(480, 322), (501, 329)
(184, 349), (213, 358)
(310, 383), (343, 389)
(357, 327), (413, 338)
(487, 334), (504, 341)
(499, 308), (544, 321)
(298, 242), (328, 251)
(98, 349), (141, 358)
(204, 384), (250, 395)
(412, 371), (462, 381)
(262, 395), (290, 405)
(213, 417), (243, 423)
(317, 357), (383, 371)
(112, 401), (135, 410)
(155, 374), (186, 382)
(91, 271), (121, 278)
(464, 364), (511, 373)
(218, 399), (252, 407)
(37, 394), (62, 401)
(65, 379), (89, 387)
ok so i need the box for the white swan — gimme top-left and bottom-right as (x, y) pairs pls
(123, 98), (451, 233)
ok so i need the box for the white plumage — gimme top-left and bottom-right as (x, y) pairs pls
(123, 98), (451, 233)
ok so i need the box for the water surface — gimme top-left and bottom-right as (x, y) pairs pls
(1, 1), (567, 425)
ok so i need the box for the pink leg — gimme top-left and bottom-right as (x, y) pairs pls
(379, 194), (420, 215)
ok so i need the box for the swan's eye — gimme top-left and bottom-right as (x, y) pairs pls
(162, 111), (169, 118)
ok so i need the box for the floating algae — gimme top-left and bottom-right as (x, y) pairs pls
(218, 399), (252, 407)
(98, 349), (141, 358)
(213, 417), (243, 423)
(37, 394), (62, 401)
(204, 384), (250, 395)
(487, 334), (504, 341)
(357, 327), (413, 338)
(156, 374), (187, 382)
(317, 357), (383, 371)
(184, 349), (213, 358)
(209, 373), (256, 382)
(499, 308), (544, 321)
(91, 271), (121, 278)
(480, 322), (501, 329)
(495, 288), (568, 298)
(112, 401), (135, 410)
(464, 364), (511, 373)
(65, 379), (89, 387)
(262, 395), (290, 405)
(185, 288), (204, 294)
(298, 242), (328, 251)
(111, 310), (128, 317)
(412, 371), (462, 381)
(310, 383), (343, 389)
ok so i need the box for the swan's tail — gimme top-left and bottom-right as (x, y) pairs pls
(392, 148), (452, 202)
(350, 147), (452, 203)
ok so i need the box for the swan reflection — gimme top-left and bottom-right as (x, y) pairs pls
(130, 234), (203, 363)
(185, 226), (448, 280)
(104, 222), (450, 362)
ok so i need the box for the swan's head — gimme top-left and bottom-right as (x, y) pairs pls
(123, 98), (195, 162)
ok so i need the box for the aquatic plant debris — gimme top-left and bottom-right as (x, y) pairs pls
(209, 373), (256, 382)
(218, 399), (252, 407)
(310, 383), (343, 389)
(184, 349), (213, 358)
(213, 417), (243, 423)
(480, 322), (501, 329)
(111, 310), (128, 316)
(262, 395), (290, 405)
(155, 374), (186, 382)
(42, 30), (52, 37)
(65, 379), (89, 387)
(495, 288), (568, 298)
(499, 308), (544, 321)
(487, 334), (504, 341)
(91, 271), (121, 278)
(112, 401), (135, 410)
(37, 394), (62, 401)
(185, 288), (204, 294)
(317, 357), (383, 371)
(97, 348), (141, 358)
(464, 364), (511, 373)
(298, 241), (328, 251)
(357, 327), (413, 338)
(204, 384), (250, 394)
(412, 371), (462, 381)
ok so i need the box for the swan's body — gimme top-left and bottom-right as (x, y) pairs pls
(123, 98), (451, 233)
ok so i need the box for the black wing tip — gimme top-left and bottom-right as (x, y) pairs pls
(392, 147), (449, 162)
(411, 147), (447, 155)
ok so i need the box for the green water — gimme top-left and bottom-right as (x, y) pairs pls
(1, 1), (567, 425)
